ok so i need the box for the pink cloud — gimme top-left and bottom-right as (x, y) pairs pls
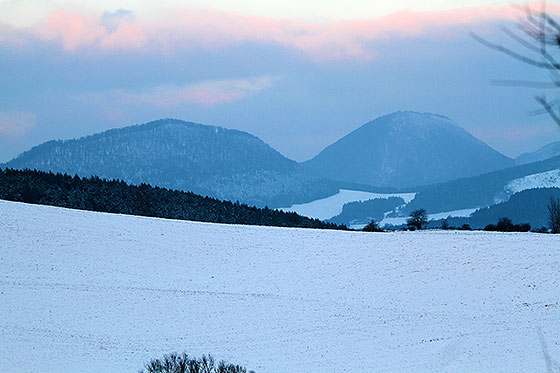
(36, 10), (106, 50)
(3, 2), (557, 59)
(76, 76), (278, 108)
(101, 22), (146, 50)
(31, 9), (147, 51)
(126, 76), (278, 107)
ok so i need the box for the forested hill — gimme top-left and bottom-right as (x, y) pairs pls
(2, 118), (338, 208)
(431, 188), (560, 230)
(0, 169), (345, 230)
(404, 154), (560, 214)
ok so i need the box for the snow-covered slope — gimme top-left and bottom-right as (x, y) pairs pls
(505, 169), (560, 195)
(280, 189), (415, 221)
(1, 200), (559, 372)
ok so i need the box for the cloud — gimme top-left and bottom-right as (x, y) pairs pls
(76, 76), (279, 108)
(0, 3), (545, 60)
(32, 8), (146, 51)
(0, 111), (36, 136)
(99, 9), (134, 33)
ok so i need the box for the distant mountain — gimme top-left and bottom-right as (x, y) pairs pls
(302, 111), (514, 188)
(2, 119), (337, 207)
(404, 155), (560, 214)
(516, 141), (560, 165)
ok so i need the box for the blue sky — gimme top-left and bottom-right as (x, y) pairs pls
(1, 1), (559, 162)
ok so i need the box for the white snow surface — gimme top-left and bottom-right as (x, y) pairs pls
(2, 200), (560, 372)
(505, 169), (560, 195)
(281, 189), (416, 221)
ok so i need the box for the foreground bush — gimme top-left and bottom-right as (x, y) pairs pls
(140, 353), (254, 373)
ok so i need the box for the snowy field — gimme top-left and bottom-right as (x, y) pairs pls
(281, 189), (416, 221)
(1, 200), (560, 372)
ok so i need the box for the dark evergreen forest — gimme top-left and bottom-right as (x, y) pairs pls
(0, 168), (346, 230)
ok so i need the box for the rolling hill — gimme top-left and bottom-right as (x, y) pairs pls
(1, 119), (338, 207)
(434, 187), (560, 230)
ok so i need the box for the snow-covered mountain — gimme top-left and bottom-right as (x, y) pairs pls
(1, 119), (337, 207)
(302, 111), (515, 188)
(516, 140), (560, 165)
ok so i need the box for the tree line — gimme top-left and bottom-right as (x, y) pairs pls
(0, 168), (346, 230)
(363, 202), (560, 233)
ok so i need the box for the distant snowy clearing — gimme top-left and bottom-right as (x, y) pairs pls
(374, 208), (478, 229)
(1, 200), (559, 372)
(281, 189), (416, 221)
(506, 169), (560, 195)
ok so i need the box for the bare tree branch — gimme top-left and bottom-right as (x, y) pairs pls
(491, 79), (560, 88)
(501, 26), (542, 53)
(543, 13), (560, 34)
(536, 94), (560, 127)
(527, 107), (551, 116)
(476, 2), (560, 130)
(470, 32), (560, 69)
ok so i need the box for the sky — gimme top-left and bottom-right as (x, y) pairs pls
(1, 0), (560, 163)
